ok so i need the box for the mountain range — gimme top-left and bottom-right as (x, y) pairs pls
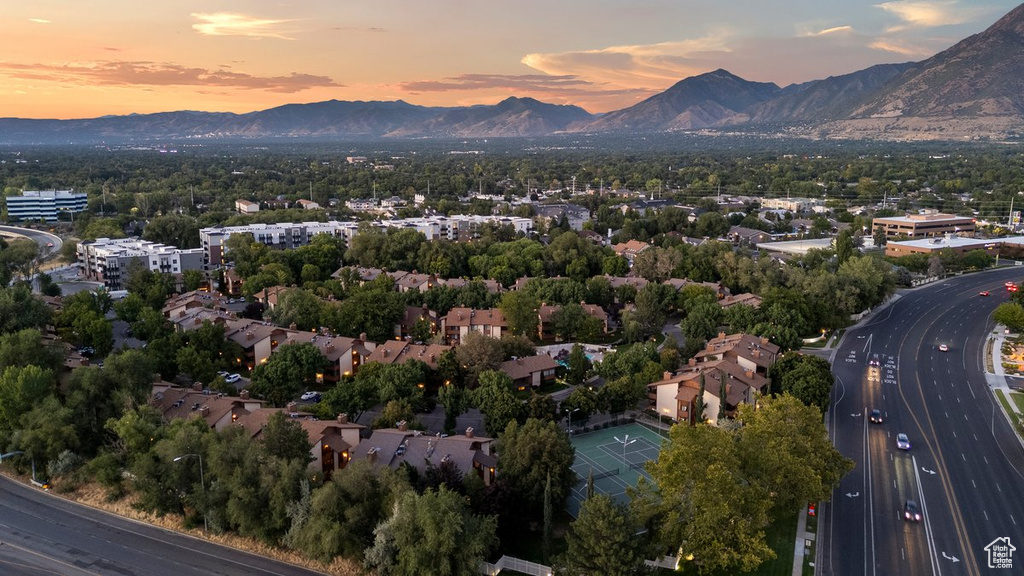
(4, 3), (1024, 144)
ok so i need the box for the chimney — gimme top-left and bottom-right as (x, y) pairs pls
(663, 371), (673, 380)
(753, 350), (761, 358)
(326, 343), (335, 353)
(688, 357), (697, 367)
(382, 348), (389, 357)
(367, 447), (378, 463)
(398, 420), (408, 432)
(286, 401), (298, 412)
(201, 405), (210, 417)
(760, 336), (770, 345)
(359, 332), (367, 341)
(745, 370), (754, 379)
(289, 323), (297, 330)
(429, 354), (435, 363)
(193, 382), (203, 391)
(194, 318), (201, 326)
(465, 427), (474, 438)
(718, 331), (726, 340)
(239, 389), (250, 400)
(246, 331), (255, 341)
(337, 413), (348, 424)
(178, 310), (185, 318)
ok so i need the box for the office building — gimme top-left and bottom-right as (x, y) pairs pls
(5, 190), (87, 222)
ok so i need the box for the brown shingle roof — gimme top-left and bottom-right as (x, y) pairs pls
(443, 307), (507, 328)
(500, 354), (559, 381)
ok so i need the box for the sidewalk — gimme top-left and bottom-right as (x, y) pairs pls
(792, 507), (814, 576)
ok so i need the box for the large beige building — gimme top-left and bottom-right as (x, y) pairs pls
(873, 212), (975, 239)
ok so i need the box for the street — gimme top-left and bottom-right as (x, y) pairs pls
(0, 474), (325, 576)
(821, 269), (1024, 576)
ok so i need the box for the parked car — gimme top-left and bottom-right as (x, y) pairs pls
(903, 499), (922, 522)
(870, 409), (883, 424)
(896, 433), (911, 450)
(300, 391), (321, 402)
(224, 373), (241, 384)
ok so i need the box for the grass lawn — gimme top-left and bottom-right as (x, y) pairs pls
(995, 390), (1020, 426)
(656, 512), (799, 576)
(1011, 392), (1024, 414)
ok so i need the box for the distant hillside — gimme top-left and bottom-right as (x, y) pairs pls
(578, 69), (780, 132)
(387, 97), (593, 137)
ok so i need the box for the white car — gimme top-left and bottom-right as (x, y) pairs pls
(224, 373), (241, 384)
(300, 391), (321, 401)
(938, 344), (949, 352)
(896, 433), (911, 450)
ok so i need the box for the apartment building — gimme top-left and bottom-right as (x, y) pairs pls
(77, 237), (204, 290)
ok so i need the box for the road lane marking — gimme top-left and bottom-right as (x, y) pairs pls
(983, 456), (988, 465)
(952, 430), (957, 438)
(912, 454), (942, 576)
(962, 453), (967, 461)
(945, 411), (949, 418)
(972, 479), (976, 488)
(997, 483), (1001, 493)
(983, 510), (988, 521)
(1013, 514), (1017, 526)
(964, 413), (969, 421)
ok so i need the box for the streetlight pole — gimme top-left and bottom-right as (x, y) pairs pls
(173, 454), (208, 532)
(565, 407), (580, 433)
(613, 435), (637, 473)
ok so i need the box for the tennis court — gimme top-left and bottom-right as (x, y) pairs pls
(566, 422), (665, 517)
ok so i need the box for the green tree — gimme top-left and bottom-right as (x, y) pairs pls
(498, 291), (540, 338)
(364, 487), (497, 576)
(494, 418), (576, 518)
(287, 460), (410, 561)
(550, 303), (602, 343)
(834, 229), (855, 265)
(646, 395), (851, 573)
(0, 286), (52, 334)
(250, 343), (328, 407)
(182, 269), (206, 292)
(267, 288), (326, 331)
(0, 365), (56, 443)
(456, 332), (505, 387)
(769, 352), (835, 410)
(472, 370), (522, 435)
(261, 411), (312, 463)
(565, 343), (592, 386)
(438, 384), (470, 435)
(561, 494), (649, 576)
(994, 303), (1024, 333)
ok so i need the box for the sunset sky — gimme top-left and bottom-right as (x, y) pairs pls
(0, 1), (1018, 119)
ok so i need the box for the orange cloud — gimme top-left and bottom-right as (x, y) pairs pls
(875, 1), (969, 29)
(0, 60), (340, 93)
(192, 13), (295, 40)
(521, 30), (734, 90)
(802, 25), (855, 37)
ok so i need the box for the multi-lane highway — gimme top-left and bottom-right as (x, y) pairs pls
(0, 475), (325, 576)
(820, 268), (1024, 576)
(0, 224), (61, 259)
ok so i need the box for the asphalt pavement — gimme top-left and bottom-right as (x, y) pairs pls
(820, 269), (1024, 576)
(0, 474), (325, 576)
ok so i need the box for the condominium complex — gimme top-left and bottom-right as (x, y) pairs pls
(78, 238), (205, 290)
(200, 215), (534, 265)
(4, 190), (87, 222)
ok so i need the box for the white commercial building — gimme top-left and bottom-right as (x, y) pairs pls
(78, 238), (205, 290)
(200, 215), (534, 266)
(5, 190), (87, 222)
